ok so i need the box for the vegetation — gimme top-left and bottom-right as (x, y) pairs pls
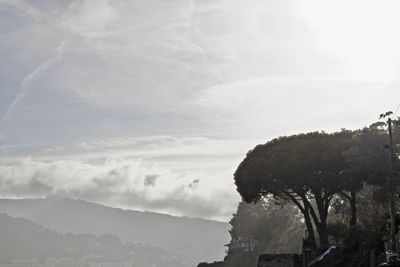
(233, 122), (399, 249)
(199, 120), (400, 267)
(229, 200), (303, 254)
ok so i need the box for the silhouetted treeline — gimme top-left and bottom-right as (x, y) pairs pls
(200, 121), (400, 266)
(234, 122), (399, 249)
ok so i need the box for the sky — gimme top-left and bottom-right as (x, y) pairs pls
(1, 0), (400, 221)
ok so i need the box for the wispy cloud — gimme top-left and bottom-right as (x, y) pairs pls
(0, 40), (68, 127)
(60, 0), (118, 38)
(0, 0), (43, 21)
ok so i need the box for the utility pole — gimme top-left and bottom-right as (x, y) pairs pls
(380, 111), (397, 252)
(388, 117), (397, 251)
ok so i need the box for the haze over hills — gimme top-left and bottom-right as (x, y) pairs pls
(0, 197), (230, 265)
(0, 212), (191, 267)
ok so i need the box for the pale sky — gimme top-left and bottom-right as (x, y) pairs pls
(1, 0), (400, 221)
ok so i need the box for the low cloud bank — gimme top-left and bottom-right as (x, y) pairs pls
(0, 136), (248, 221)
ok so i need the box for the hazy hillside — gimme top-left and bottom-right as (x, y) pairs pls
(0, 197), (230, 264)
(0, 212), (191, 267)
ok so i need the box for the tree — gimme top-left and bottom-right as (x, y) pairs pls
(229, 200), (304, 254)
(234, 131), (355, 248)
(328, 184), (387, 252)
(340, 125), (388, 228)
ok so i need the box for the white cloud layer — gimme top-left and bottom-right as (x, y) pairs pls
(0, 136), (253, 221)
(0, 156), (235, 220)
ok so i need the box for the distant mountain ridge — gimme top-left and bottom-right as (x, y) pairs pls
(0, 212), (191, 267)
(0, 197), (230, 265)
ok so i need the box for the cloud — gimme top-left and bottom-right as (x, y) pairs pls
(0, 136), (248, 221)
(0, 0), (324, 115)
(0, 156), (238, 221)
(60, 0), (118, 38)
(0, 40), (67, 127)
(188, 179), (199, 189)
(0, 0), (44, 21)
(2, 0), (391, 146)
(2, 0), (400, 140)
(144, 175), (158, 187)
(195, 77), (392, 137)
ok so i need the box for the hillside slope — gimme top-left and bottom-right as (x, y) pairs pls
(0, 212), (191, 267)
(0, 197), (230, 264)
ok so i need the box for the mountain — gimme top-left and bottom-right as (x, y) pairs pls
(0, 197), (230, 264)
(0, 212), (191, 267)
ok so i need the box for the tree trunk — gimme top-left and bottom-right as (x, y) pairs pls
(316, 222), (329, 248)
(283, 190), (317, 248)
(311, 191), (329, 248)
(304, 205), (316, 248)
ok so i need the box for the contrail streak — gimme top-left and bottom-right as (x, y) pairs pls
(0, 0), (43, 21)
(0, 40), (67, 128)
